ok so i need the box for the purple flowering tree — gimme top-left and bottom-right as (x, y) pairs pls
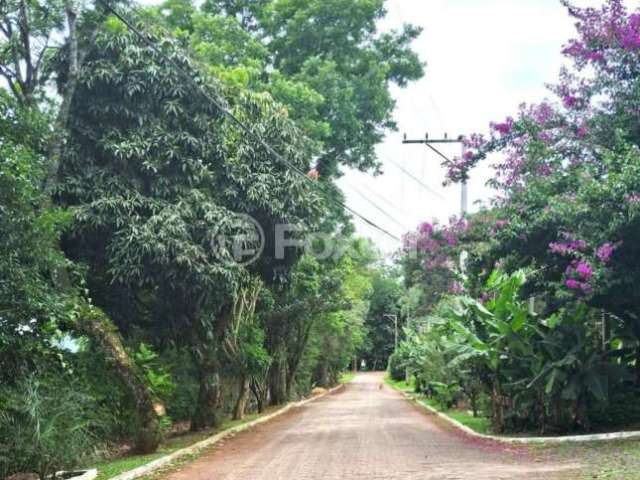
(397, 1), (640, 433)
(435, 1), (640, 319)
(399, 217), (472, 310)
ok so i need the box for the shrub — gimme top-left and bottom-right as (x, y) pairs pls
(387, 351), (405, 381)
(0, 374), (108, 479)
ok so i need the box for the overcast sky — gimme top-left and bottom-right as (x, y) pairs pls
(338, 0), (638, 255)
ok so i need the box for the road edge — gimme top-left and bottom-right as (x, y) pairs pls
(394, 387), (640, 444)
(108, 383), (346, 480)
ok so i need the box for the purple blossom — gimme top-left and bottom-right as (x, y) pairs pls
(596, 243), (613, 262)
(575, 261), (593, 280)
(618, 13), (640, 50)
(529, 102), (555, 126)
(562, 94), (579, 108)
(586, 50), (605, 62)
(596, 242), (621, 263)
(418, 222), (434, 235)
(580, 282), (593, 293)
(462, 133), (486, 150)
(491, 117), (514, 136)
(576, 123), (589, 138)
(625, 193), (640, 203)
(563, 259), (594, 295)
(537, 163), (553, 176)
(561, 40), (587, 58)
(565, 279), (581, 290)
(549, 239), (587, 256)
(480, 292), (494, 304)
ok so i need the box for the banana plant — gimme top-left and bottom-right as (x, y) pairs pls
(439, 270), (537, 431)
(527, 305), (632, 431)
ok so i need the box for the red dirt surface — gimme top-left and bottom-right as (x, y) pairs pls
(161, 372), (580, 480)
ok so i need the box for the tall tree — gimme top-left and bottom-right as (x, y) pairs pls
(0, 1), (166, 453)
(160, 0), (424, 176)
(362, 269), (402, 370)
(56, 14), (321, 430)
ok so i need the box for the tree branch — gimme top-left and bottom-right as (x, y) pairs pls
(32, 35), (51, 85)
(18, 0), (33, 94)
(6, 18), (26, 99)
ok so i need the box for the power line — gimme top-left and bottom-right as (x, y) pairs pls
(381, 154), (446, 201)
(95, 0), (401, 242)
(350, 179), (415, 219)
(340, 180), (409, 232)
(428, 94), (449, 134)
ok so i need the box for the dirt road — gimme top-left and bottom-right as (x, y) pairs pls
(162, 372), (579, 480)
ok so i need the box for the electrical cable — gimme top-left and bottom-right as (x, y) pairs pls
(382, 154), (446, 201)
(340, 180), (409, 231)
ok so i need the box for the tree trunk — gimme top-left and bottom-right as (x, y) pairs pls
(46, 2), (100, 193)
(636, 346), (640, 386)
(572, 395), (590, 431)
(191, 355), (221, 431)
(470, 391), (478, 418)
(316, 359), (330, 388)
(539, 389), (547, 435)
(250, 375), (269, 413)
(269, 357), (287, 405)
(233, 375), (250, 420)
(491, 378), (504, 433)
(77, 308), (162, 453)
(550, 393), (562, 432)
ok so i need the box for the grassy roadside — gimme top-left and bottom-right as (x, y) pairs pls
(91, 412), (267, 480)
(383, 374), (491, 434)
(539, 440), (640, 480)
(339, 371), (356, 384)
(385, 374), (640, 479)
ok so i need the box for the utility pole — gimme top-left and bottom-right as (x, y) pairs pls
(402, 133), (467, 216)
(384, 314), (398, 351)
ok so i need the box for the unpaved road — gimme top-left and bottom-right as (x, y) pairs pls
(163, 372), (580, 480)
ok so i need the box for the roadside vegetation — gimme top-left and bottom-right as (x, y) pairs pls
(389, 0), (640, 440)
(548, 440), (640, 480)
(0, 0), (421, 478)
(384, 375), (491, 435)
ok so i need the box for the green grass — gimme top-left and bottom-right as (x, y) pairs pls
(384, 374), (640, 478)
(90, 412), (267, 480)
(415, 396), (492, 435)
(384, 373), (491, 435)
(383, 374), (415, 392)
(339, 371), (356, 384)
(94, 453), (165, 480)
(541, 439), (640, 480)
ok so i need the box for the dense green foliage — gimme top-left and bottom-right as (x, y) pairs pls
(0, 0), (422, 476)
(157, 0), (424, 176)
